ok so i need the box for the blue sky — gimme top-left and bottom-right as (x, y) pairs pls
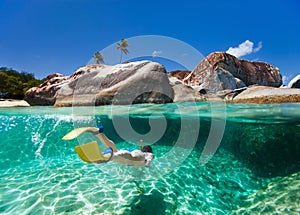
(0, 0), (299, 84)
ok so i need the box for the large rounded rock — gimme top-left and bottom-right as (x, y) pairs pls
(199, 67), (237, 93)
(54, 61), (174, 106)
(169, 62), (237, 94)
(168, 76), (206, 102)
(187, 52), (282, 90)
(25, 61), (173, 106)
(24, 73), (67, 105)
(24, 65), (104, 105)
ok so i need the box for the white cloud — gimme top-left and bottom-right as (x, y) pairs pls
(152, 50), (162, 58)
(226, 40), (262, 58)
(253, 41), (262, 53)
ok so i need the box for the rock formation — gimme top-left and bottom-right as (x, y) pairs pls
(232, 170), (300, 213)
(168, 75), (206, 102)
(288, 74), (300, 88)
(231, 86), (300, 103)
(25, 52), (299, 106)
(173, 52), (282, 93)
(25, 61), (174, 106)
(230, 121), (300, 177)
(25, 73), (67, 105)
(168, 70), (193, 80)
(25, 65), (104, 105)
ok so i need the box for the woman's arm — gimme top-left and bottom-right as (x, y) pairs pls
(95, 133), (118, 152)
(139, 139), (143, 151)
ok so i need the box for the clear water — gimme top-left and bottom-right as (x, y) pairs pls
(1, 102), (300, 214)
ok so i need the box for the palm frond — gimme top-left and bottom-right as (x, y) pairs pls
(116, 38), (129, 63)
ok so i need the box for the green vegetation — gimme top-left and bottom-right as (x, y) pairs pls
(93, 51), (104, 64)
(116, 38), (129, 63)
(91, 38), (129, 65)
(0, 67), (45, 99)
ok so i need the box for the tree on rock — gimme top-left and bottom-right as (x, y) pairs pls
(116, 38), (129, 63)
(93, 51), (104, 64)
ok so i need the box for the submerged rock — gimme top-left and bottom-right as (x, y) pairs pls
(232, 170), (300, 214)
(229, 122), (300, 177)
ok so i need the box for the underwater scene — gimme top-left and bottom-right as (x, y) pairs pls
(0, 102), (300, 214)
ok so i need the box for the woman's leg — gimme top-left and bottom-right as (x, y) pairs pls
(95, 133), (118, 152)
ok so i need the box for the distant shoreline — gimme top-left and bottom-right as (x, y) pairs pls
(0, 99), (30, 107)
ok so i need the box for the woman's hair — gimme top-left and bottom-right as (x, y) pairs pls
(142, 145), (153, 153)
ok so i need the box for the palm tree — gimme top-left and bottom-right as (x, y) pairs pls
(116, 38), (129, 63)
(93, 51), (104, 64)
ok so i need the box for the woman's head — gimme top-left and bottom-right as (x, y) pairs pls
(142, 145), (153, 153)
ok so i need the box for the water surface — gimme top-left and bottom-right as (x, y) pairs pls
(1, 102), (300, 214)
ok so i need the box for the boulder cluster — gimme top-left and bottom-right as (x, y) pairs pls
(24, 52), (300, 106)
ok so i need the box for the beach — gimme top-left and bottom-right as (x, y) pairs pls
(0, 99), (30, 107)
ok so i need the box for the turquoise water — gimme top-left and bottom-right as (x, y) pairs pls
(1, 102), (300, 214)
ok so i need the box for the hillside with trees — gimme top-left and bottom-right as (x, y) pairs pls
(0, 67), (44, 99)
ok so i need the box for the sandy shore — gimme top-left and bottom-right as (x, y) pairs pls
(0, 99), (30, 107)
